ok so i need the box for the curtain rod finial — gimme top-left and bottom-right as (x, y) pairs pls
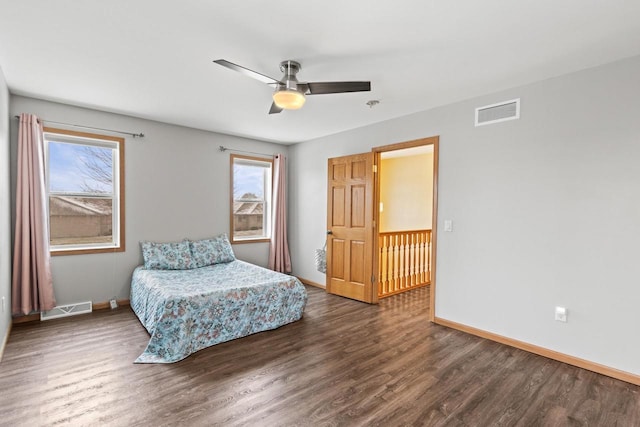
(219, 146), (227, 152)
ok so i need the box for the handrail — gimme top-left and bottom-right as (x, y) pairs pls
(378, 228), (431, 236)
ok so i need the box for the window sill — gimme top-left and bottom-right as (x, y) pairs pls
(51, 245), (125, 256)
(231, 238), (270, 245)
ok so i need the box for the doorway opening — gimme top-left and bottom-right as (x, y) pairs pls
(373, 136), (439, 319)
(377, 145), (434, 298)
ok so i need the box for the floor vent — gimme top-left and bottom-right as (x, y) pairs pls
(475, 98), (520, 126)
(40, 301), (92, 321)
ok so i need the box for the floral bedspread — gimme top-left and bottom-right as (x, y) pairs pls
(130, 260), (307, 363)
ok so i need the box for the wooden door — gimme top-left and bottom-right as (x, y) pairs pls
(326, 153), (376, 303)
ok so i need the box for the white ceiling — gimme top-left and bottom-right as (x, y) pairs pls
(1, 1), (639, 144)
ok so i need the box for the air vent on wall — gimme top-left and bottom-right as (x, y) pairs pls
(40, 301), (92, 321)
(475, 98), (520, 126)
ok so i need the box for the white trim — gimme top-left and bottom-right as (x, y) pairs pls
(51, 242), (120, 252)
(43, 131), (118, 149)
(232, 157), (273, 242)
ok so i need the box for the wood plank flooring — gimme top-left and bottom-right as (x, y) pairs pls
(1, 286), (639, 426)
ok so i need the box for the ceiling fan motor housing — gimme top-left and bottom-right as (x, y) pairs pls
(279, 60), (302, 91)
(280, 60), (301, 75)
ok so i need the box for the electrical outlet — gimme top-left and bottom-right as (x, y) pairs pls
(555, 306), (567, 322)
(109, 299), (118, 309)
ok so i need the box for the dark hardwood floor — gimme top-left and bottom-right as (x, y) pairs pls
(1, 285), (639, 426)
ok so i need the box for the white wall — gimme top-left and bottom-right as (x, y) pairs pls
(289, 55), (640, 375)
(10, 96), (287, 305)
(0, 66), (11, 354)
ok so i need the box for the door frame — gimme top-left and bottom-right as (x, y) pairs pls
(372, 136), (439, 321)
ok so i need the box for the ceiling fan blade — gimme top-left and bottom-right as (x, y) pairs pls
(269, 102), (283, 115)
(213, 59), (280, 85)
(304, 81), (371, 95)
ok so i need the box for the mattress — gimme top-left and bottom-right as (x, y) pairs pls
(130, 260), (307, 363)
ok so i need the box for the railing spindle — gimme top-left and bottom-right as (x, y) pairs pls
(411, 233), (416, 286)
(390, 235), (397, 293)
(377, 229), (432, 298)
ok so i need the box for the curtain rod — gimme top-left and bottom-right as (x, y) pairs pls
(219, 145), (274, 157)
(13, 115), (145, 138)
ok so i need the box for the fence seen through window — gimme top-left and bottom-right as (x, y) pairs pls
(45, 128), (124, 254)
(231, 154), (272, 243)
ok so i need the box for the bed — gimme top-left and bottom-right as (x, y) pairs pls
(130, 236), (307, 363)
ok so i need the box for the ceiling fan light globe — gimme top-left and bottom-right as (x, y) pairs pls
(273, 89), (306, 110)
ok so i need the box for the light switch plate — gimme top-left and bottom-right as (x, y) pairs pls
(444, 220), (453, 232)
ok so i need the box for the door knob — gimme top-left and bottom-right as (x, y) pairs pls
(326, 230), (333, 235)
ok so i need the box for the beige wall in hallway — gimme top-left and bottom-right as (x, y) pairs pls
(379, 153), (433, 232)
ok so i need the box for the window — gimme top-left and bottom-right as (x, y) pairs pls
(44, 127), (125, 255)
(230, 154), (272, 243)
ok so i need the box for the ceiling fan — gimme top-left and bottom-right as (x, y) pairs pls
(213, 59), (371, 114)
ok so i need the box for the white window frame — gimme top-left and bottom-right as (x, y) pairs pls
(230, 154), (273, 243)
(44, 127), (125, 255)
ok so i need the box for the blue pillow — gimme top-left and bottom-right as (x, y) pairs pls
(189, 234), (236, 268)
(141, 240), (195, 270)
